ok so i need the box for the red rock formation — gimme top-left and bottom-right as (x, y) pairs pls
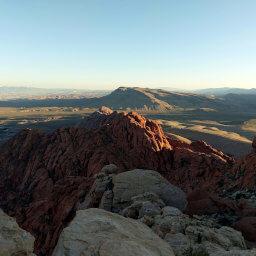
(0, 110), (253, 255)
(78, 106), (114, 130)
(229, 137), (256, 191)
(0, 128), (94, 254)
(233, 217), (256, 246)
(186, 189), (256, 217)
(252, 137), (256, 153)
(168, 138), (233, 161)
(186, 189), (239, 216)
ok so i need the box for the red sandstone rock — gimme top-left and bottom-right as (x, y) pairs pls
(186, 189), (256, 217)
(233, 217), (256, 242)
(0, 110), (253, 255)
(252, 137), (256, 153)
(230, 139), (256, 191)
(78, 106), (114, 130)
(168, 137), (233, 163)
(186, 189), (238, 216)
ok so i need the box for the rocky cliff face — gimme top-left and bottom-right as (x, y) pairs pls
(230, 137), (256, 190)
(0, 109), (255, 255)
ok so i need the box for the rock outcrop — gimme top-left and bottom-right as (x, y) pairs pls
(97, 185), (255, 256)
(0, 109), (255, 255)
(230, 138), (256, 190)
(52, 208), (175, 256)
(0, 209), (35, 256)
(78, 106), (114, 129)
(160, 215), (251, 256)
(79, 169), (255, 256)
(186, 189), (256, 218)
(122, 201), (255, 256)
(78, 168), (187, 215)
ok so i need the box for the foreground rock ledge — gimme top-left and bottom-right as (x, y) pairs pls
(52, 208), (175, 256)
(0, 209), (35, 256)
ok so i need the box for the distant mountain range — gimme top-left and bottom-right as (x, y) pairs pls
(0, 86), (109, 100)
(85, 87), (256, 112)
(156, 87), (256, 96)
(193, 87), (256, 96)
(84, 87), (225, 111)
(1, 86), (256, 112)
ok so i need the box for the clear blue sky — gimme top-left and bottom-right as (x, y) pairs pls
(1, 0), (256, 90)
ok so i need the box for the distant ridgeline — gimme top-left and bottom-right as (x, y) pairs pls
(0, 87), (256, 112)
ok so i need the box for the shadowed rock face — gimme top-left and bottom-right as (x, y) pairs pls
(230, 137), (256, 190)
(0, 109), (254, 255)
(186, 189), (256, 218)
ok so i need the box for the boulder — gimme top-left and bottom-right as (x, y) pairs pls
(185, 225), (247, 250)
(78, 169), (114, 210)
(138, 201), (162, 218)
(112, 169), (187, 212)
(139, 215), (155, 227)
(215, 250), (256, 256)
(162, 206), (182, 217)
(0, 209), (35, 256)
(164, 233), (191, 256)
(151, 212), (254, 256)
(52, 208), (174, 256)
(99, 190), (114, 211)
(131, 192), (165, 207)
(215, 249), (256, 256)
(122, 192), (165, 219)
(123, 201), (162, 219)
(101, 163), (118, 174)
(152, 214), (190, 238)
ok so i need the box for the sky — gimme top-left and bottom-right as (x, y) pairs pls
(0, 0), (256, 90)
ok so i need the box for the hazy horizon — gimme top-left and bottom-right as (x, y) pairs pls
(1, 84), (256, 92)
(1, 0), (256, 90)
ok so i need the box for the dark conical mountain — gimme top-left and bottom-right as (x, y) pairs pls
(85, 87), (229, 111)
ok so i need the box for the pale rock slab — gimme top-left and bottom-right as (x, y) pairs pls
(0, 209), (35, 256)
(52, 208), (174, 256)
